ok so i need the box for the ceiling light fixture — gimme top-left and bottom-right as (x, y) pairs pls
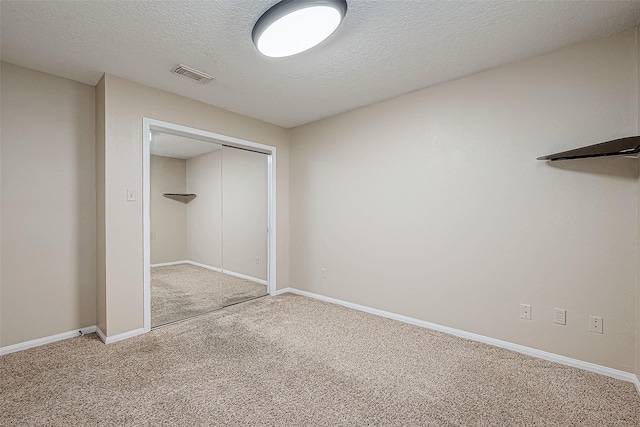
(252, 0), (348, 58)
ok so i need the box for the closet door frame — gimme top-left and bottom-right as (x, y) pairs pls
(142, 118), (277, 333)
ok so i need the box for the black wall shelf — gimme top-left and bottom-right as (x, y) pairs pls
(538, 136), (640, 161)
(163, 193), (196, 203)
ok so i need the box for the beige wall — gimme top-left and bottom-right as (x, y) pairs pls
(636, 27), (640, 376)
(0, 62), (3, 343)
(0, 62), (96, 346)
(187, 149), (222, 268)
(290, 30), (638, 372)
(100, 75), (289, 336)
(95, 75), (106, 334)
(222, 146), (269, 280)
(150, 155), (188, 264)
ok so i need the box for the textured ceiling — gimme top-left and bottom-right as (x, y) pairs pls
(150, 131), (222, 160)
(2, 1), (640, 128)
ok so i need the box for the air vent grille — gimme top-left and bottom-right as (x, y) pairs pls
(171, 64), (214, 84)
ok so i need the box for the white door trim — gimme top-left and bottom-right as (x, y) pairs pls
(142, 118), (277, 333)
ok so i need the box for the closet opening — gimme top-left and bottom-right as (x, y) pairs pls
(142, 118), (277, 331)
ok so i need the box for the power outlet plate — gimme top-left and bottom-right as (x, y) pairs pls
(589, 316), (603, 334)
(520, 304), (531, 320)
(553, 308), (566, 325)
(321, 268), (327, 278)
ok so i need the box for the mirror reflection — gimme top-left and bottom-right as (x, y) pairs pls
(150, 131), (268, 327)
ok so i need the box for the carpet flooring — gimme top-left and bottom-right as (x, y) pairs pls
(151, 263), (268, 327)
(1, 293), (639, 426)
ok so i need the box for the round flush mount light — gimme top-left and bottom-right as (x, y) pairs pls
(252, 0), (348, 58)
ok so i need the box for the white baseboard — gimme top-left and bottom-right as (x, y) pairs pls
(186, 260), (222, 273)
(0, 326), (97, 356)
(222, 269), (268, 286)
(95, 326), (107, 343)
(277, 288), (639, 390)
(150, 260), (189, 267)
(632, 375), (640, 394)
(96, 327), (145, 344)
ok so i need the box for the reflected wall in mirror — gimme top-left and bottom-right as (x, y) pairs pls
(150, 131), (268, 328)
(221, 146), (268, 305)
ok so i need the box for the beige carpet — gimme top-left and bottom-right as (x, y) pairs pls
(151, 263), (268, 327)
(1, 293), (639, 426)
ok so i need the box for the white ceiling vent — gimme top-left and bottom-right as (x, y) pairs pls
(171, 64), (214, 84)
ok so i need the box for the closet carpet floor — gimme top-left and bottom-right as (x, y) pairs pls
(1, 293), (639, 426)
(151, 263), (267, 327)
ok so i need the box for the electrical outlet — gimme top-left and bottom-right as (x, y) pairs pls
(553, 308), (566, 325)
(589, 316), (603, 334)
(321, 268), (327, 278)
(520, 304), (531, 320)
(256, 256), (260, 264)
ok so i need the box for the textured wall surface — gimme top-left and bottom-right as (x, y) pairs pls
(221, 147), (268, 281)
(290, 30), (638, 372)
(636, 28), (640, 376)
(186, 150), (222, 269)
(150, 155), (188, 264)
(1, 62), (96, 346)
(95, 75), (106, 334)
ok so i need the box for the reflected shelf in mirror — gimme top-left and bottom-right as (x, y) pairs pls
(163, 193), (197, 203)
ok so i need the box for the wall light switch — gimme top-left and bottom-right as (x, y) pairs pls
(321, 268), (327, 278)
(127, 189), (136, 202)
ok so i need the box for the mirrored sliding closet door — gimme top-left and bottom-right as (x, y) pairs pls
(150, 132), (268, 327)
(221, 146), (269, 306)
